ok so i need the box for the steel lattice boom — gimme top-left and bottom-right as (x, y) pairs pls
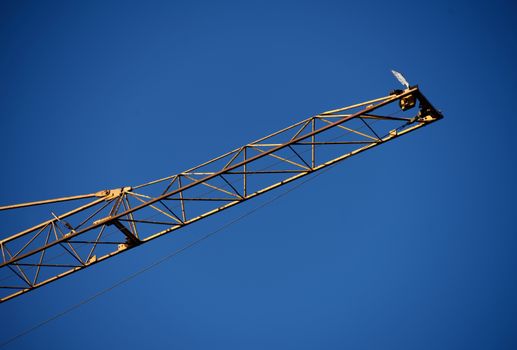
(0, 86), (442, 303)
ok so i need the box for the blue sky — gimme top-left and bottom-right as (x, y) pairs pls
(1, 0), (516, 349)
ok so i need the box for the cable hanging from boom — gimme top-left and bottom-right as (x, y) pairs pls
(0, 85), (443, 303)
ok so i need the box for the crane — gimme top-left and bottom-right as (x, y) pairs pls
(0, 85), (443, 303)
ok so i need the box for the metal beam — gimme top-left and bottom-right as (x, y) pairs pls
(0, 86), (442, 303)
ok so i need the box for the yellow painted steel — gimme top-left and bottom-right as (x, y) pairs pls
(0, 86), (442, 303)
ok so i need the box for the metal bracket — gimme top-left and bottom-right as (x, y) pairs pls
(95, 187), (132, 200)
(92, 216), (141, 246)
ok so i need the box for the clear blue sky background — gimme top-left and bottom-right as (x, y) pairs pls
(1, 1), (516, 349)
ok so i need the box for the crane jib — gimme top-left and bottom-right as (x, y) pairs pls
(0, 86), (443, 303)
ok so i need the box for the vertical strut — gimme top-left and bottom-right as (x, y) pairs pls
(0, 87), (443, 303)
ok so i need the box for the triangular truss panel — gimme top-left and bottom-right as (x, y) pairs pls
(0, 87), (442, 303)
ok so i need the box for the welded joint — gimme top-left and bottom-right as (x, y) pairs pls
(87, 255), (97, 264)
(417, 106), (442, 122)
(95, 187), (132, 200)
(92, 215), (141, 248)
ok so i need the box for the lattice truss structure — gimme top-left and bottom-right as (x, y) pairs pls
(0, 87), (442, 302)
